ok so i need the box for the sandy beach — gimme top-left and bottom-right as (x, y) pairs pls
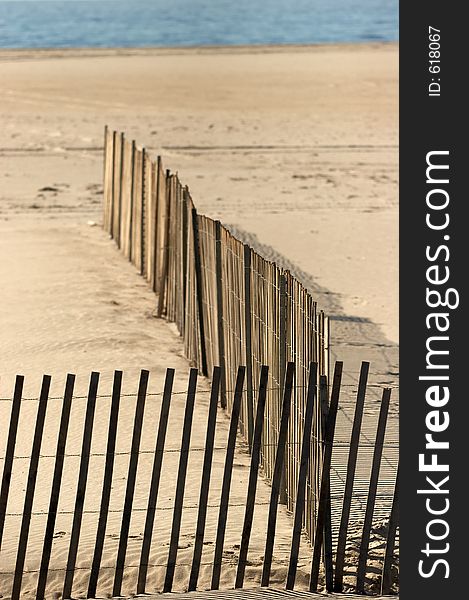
(0, 43), (398, 597)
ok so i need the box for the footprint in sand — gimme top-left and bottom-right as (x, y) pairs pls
(38, 186), (59, 193)
(53, 530), (67, 539)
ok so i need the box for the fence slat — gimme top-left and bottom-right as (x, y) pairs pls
(156, 170), (171, 317)
(278, 273), (288, 505)
(243, 244), (254, 447)
(87, 371), (123, 599)
(261, 361), (295, 587)
(112, 370), (149, 597)
(188, 367), (222, 591)
(137, 368), (175, 594)
(116, 132), (125, 249)
(63, 372), (99, 600)
(103, 124), (109, 229)
(128, 140), (136, 263)
(215, 221), (227, 409)
(334, 361), (369, 592)
(381, 464), (399, 595)
(36, 374), (75, 600)
(235, 365), (269, 589)
(0, 375), (23, 552)
(309, 366), (342, 592)
(182, 186), (189, 329)
(11, 375), (51, 600)
(110, 130), (117, 238)
(140, 147), (146, 276)
(152, 156), (162, 293)
(320, 375), (334, 592)
(163, 368), (198, 593)
(286, 362), (319, 590)
(191, 208), (208, 376)
(211, 366), (246, 590)
(356, 387), (391, 593)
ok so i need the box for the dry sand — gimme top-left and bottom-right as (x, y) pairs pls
(0, 44), (398, 598)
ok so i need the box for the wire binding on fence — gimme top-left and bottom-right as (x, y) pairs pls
(0, 363), (398, 598)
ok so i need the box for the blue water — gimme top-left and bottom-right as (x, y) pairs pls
(0, 0), (397, 49)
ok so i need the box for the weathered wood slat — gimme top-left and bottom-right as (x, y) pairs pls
(243, 243), (254, 447)
(113, 370), (149, 597)
(189, 367), (221, 591)
(235, 365), (269, 588)
(156, 170), (171, 317)
(320, 375), (334, 592)
(211, 366), (245, 590)
(87, 371), (123, 599)
(356, 388), (391, 593)
(261, 362), (295, 587)
(309, 366), (342, 591)
(128, 140), (136, 263)
(36, 374), (75, 600)
(334, 361), (369, 592)
(11, 375), (50, 600)
(286, 362), (318, 590)
(137, 368), (175, 595)
(163, 368), (198, 593)
(191, 208), (208, 376)
(381, 464), (399, 595)
(215, 221), (227, 409)
(110, 130), (117, 238)
(0, 375), (23, 552)
(63, 372), (99, 600)
(140, 147), (146, 276)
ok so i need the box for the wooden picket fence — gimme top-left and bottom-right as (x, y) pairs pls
(102, 128), (330, 542)
(0, 363), (398, 599)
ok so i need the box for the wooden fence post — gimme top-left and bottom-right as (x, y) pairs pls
(87, 371), (123, 599)
(235, 365), (269, 588)
(163, 368), (198, 593)
(113, 370), (149, 597)
(309, 368), (342, 592)
(189, 367), (221, 591)
(211, 366), (245, 590)
(334, 361), (369, 592)
(215, 221), (227, 408)
(36, 374), (75, 600)
(0, 375), (23, 552)
(191, 207), (208, 376)
(11, 375), (51, 600)
(381, 464), (399, 595)
(63, 372), (99, 600)
(261, 362), (295, 587)
(243, 243), (254, 447)
(356, 388), (391, 593)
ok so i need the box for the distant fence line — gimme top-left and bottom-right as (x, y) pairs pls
(102, 127), (330, 539)
(0, 364), (398, 598)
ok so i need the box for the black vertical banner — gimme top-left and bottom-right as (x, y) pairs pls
(401, 4), (466, 598)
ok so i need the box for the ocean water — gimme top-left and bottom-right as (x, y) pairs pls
(0, 0), (397, 49)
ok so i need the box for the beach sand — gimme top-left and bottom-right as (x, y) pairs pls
(0, 44), (398, 598)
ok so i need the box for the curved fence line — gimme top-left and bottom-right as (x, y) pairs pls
(102, 128), (330, 537)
